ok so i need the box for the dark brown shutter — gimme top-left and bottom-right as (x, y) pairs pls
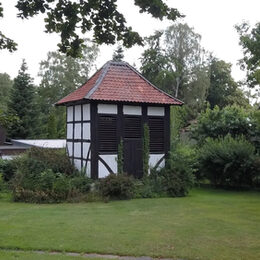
(98, 115), (117, 152)
(148, 117), (164, 152)
(124, 116), (141, 139)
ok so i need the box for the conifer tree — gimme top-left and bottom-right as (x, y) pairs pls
(112, 45), (124, 61)
(8, 60), (37, 138)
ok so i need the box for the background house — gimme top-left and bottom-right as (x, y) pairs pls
(56, 61), (182, 179)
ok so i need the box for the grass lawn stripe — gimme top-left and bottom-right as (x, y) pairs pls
(0, 188), (260, 260)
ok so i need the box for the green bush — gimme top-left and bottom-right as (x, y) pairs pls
(198, 135), (260, 188)
(135, 144), (196, 198)
(27, 147), (75, 175)
(11, 150), (92, 203)
(99, 174), (135, 200)
(0, 158), (18, 181)
(192, 105), (259, 149)
(161, 144), (196, 197)
(12, 167), (93, 203)
(0, 173), (4, 192)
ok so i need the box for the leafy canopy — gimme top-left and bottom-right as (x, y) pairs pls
(207, 57), (249, 109)
(1, 0), (182, 57)
(236, 22), (260, 89)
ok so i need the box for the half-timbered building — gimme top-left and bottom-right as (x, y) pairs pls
(56, 61), (182, 179)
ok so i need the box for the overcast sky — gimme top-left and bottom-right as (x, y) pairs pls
(1, 0), (260, 85)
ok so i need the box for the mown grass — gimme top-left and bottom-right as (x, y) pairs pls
(0, 250), (108, 260)
(0, 188), (260, 260)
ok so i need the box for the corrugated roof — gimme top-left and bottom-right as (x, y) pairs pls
(56, 61), (183, 106)
(12, 139), (66, 148)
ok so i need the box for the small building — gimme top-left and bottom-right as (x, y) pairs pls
(56, 61), (182, 179)
(0, 137), (66, 160)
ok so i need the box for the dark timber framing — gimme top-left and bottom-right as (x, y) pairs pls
(66, 101), (172, 179)
(90, 103), (98, 179)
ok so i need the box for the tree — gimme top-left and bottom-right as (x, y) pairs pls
(38, 39), (99, 107)
(112, 45), (124, 61)
(8, 60), (38, 138)
(0, 73), (13, 112)
(47, 109), (58, 139)
(37, 40), (99, 138)
(0, 3), (17, 52)
(192, 105), (260, 151)
(141, 24), (208, 99)
(1, 0), (182, 57)
(236, 22), (260, 89)
(140, 23), (209, 117)
(207, 57), (249, 108)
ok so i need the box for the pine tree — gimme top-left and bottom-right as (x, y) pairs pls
(112, 45), (124, 61)
(47, 110), (58, 139)
(8, 60), (37, 138)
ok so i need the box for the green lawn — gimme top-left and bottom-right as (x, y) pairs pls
(0, 188), (260, 260)
(0, 250), (108, 260)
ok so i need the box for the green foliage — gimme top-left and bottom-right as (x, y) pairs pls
(0, 173), (5, 191)
(162, 143), (196, 196)
(47, 110), (58, 138)
(207, 57), (249, 108)
(26, 147), (75, 175)
(0, 31), (17, 52)
(198, 135), (260, 188)
(14, 0), (182, 57)
(236, 22), (260, 89)
(37, 41), (98, 138)
(140, 23), (209, 116)
(11, 151), (92, 203)
(0, 109), (19, 133)
(142, 123), (150, 178)
(0, 73), (13, 112)
(8, 60), (38, 138)
(117, 139), (124, 174)
(136, 144), (196, 198)
(99, 174), (135, 200)
(0, 157), (21, 182)
(112, 45), (124, 61)
(192, 105), (259, 149)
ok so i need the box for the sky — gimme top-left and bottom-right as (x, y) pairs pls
(1, 0), (260, 87)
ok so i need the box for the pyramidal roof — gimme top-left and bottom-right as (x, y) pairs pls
(56, 61), (183, 106)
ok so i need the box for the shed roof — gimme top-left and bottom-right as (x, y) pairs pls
(56, 61), (183, 106)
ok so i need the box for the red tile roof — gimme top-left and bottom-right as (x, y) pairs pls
(56, 61), (183, 106)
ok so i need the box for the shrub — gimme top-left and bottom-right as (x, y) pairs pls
(161, 144), (196, 197)
(27, 147), (75, 175)
(192, 105), (259, 148)
(12, 168), (93, 203)
(99, 174), (135, 200)
(134, 144), (196, 198)
(198, 135), (259, 188)
(0, 173), (5, 191)
(0, 158), (18, 181)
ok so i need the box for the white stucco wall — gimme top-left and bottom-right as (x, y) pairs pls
(67, 142), (73, 157)
(67, 106), (73, 122)
(148, 106), (165, 116)
(98, 154), (117, 178)
(149, 154), (165, 169)
(98, 104), (117, 114)
(83, 123), (90, 140)
(74, 159), (82, 171)
(74, 105), (81, 121)
(83, 104), (90, 120)
(67, 124), (73, 139)
(83, 142), (90, 160)
(74, 142), (81, 158)
(123, 105), (141, 115)
(74, 123), (81, 139)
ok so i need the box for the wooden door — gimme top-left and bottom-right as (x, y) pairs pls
(123, 139), (143, 178)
